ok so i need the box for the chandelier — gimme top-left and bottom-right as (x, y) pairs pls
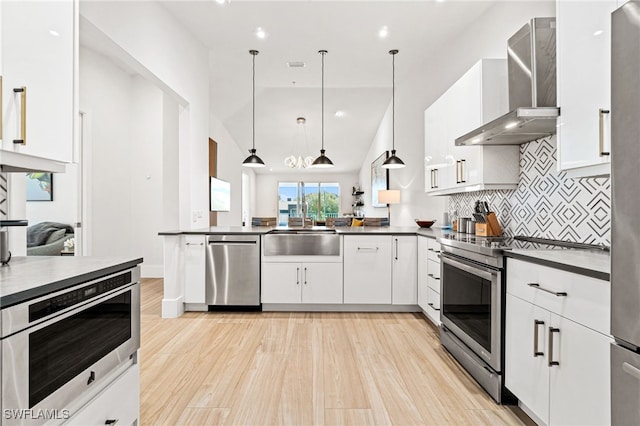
(284, 117), (315, 169)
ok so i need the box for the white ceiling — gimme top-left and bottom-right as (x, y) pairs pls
(95, 1), (502, 173)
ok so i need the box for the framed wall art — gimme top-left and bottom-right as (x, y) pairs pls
(371, 151), (389, 208)
(26, 172), (53, 201)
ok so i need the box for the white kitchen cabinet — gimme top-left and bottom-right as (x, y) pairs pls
(505, 258), (611, 425)
(392, 236), (417, 305)
(424, 59), (519, 196)
(262, 262), (342, 304)
(424, 96), (453, 193)
(67, 363), (139, 426)
(556, 0), (616, 177)
(343, 235), (392, 304)
(417, 236), (429, 311)
(1, 0), (75, 162)
(505, 294), (551, 423)
(424, 239), (441, 325)
(183, 235), (205, 304)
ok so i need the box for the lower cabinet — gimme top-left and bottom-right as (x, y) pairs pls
(183, 235), (206, 304)
(417, 237), (429, 311)
(66, 363), (139, 426)
(505, 259), (611, 425)
(392, 236), (417, 305)
(262, 262), (343, 304)
(343, 235), (392, 304)
(425, 238), (442, 325)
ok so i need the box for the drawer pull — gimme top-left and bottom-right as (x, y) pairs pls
(427, 273), (434, 277)
(427, 302), (441, 311)
(533, 320), (544, 357)
(185, 242), (204, 246)
(528, 283), (567, 297)
(105, 420), (119, 425)
(548, 327), (560, 366)
(599, 108), (610, 157)
(357, 247), (379, 252)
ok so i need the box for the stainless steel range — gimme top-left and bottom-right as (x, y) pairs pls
(438, 234), (513, 404)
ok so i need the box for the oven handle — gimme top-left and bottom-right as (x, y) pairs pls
(440, 253), (497, 281)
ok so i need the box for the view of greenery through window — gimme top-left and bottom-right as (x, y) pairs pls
(278, 182), (340, 225)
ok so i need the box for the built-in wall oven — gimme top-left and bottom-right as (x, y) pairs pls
(1, 267), (140, 423)
(438, 235), (512, 403)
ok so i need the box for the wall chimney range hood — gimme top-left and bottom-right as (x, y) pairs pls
(456, 18), (559, 146)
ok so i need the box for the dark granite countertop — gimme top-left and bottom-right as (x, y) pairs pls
(0, 256), (143, 308)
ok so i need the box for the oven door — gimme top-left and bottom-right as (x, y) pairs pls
(440, 253), (502, 372)
(1, 282), (140, 418)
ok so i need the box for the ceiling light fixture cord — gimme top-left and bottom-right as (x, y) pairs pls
(242, 50), (265, 167)
(382, 49), (405, 169)
(311, 50), (334, 168)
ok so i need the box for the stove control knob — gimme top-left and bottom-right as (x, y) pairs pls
(481, 240), (490, 247)
(491, 241), (501, 248)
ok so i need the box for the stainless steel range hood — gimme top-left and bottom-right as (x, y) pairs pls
(456, 18), (559, 146)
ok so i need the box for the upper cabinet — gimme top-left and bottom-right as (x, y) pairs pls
(1, 0), (75, 163)
(556, 0), (618, 178)
(424, 59), (519, 195)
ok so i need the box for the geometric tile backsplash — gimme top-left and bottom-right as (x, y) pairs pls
(0, 172), (7, 221)
(449, 136), (611, 246)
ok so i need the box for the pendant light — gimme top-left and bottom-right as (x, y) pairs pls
(311, 50), (334, 168)
(242, 50), (265, 168)
(382, 49), (406, 169)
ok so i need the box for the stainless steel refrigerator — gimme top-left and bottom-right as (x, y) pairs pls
(611, 2), (640, 424)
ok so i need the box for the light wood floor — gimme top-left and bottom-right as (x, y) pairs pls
(140, 279), (533, 426)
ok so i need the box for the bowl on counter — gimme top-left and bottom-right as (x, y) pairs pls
(415, 219), (436, 228)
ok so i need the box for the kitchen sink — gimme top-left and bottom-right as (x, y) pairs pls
(264, 228), (340, 256)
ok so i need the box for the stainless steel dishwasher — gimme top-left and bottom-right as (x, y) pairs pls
(205, 235), (260, 307)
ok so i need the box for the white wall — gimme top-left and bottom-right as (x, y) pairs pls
(359, 1), (556, 227)
(80, 48), (167, 277)
(209, 115), (255, 226)
(254, 172), (359, 218)
(80, 1), (210, 230)
(80, 47), (133, 259)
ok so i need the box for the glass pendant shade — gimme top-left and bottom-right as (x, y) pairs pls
(311, 149), (334, 168)
(382, 149), (405, 169)
(243, 148), (265, 168)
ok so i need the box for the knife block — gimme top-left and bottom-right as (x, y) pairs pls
(475, 212), (502, 237)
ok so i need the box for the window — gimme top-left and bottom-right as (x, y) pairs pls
(278, 182), (340, 225)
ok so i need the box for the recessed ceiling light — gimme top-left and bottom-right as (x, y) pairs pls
(593, 29), (604, 36)
(49, 29), (60, 37)
(335, 111), (345, 117)
(379, 26), (389, 39)
(255, 27), (267, 40)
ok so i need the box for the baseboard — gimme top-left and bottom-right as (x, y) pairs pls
(141, 264), (163, 278)
(162, 296), (184, 318)
(262, 304), (419, 312)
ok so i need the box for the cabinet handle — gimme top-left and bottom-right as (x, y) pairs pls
(427, 273), (434, 277)
(456, 161), (460, 183)
(599, 109), (610, 157)
(395, 238), (398, 260)
(460, 159), (466, 183)
(296, 267), (300, 285)
(427, 302), (441, 311)
(533, 320), (545, 357)
(304, 267), (307, 285)
(13, 87), (26, 145)
(357, 247), (379, 252)
(434, 169), (438, 189)
(185, 242), (204, 246)
(105, 420), (119, 425)
(528, 283), (567, 297)
(430, 169), (434, 189)
(548, 327), (560, 366)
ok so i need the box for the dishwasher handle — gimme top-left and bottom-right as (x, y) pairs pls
(208, 240), (257, 245)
